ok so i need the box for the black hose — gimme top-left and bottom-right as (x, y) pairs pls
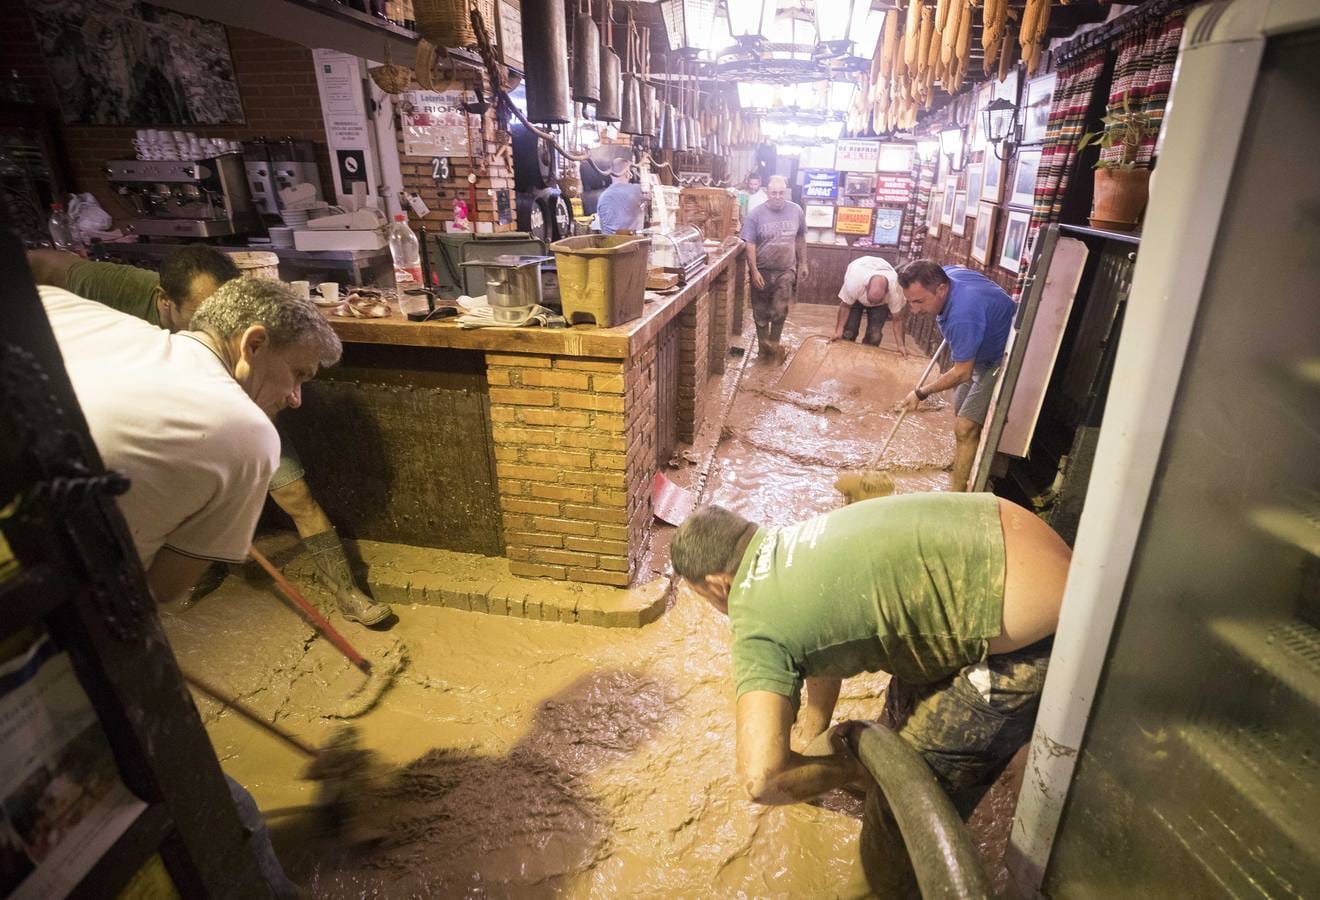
(855, 723), (993, 900)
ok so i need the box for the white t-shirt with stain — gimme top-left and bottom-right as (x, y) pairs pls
(40, 287), (279, 568)
(838, 257), (906, 314)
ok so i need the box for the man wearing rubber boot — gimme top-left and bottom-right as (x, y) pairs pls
(740, 175), (807, 363)
(27, 247), (391, 626)
(671, 493), (1071, 897)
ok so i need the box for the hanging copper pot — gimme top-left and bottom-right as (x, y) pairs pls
(598, 45), (622, 122)
(620, 72), (642, 134)
(521, 0), (571, 123)
(571, 3), (601, 105)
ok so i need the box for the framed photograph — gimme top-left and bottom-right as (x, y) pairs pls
(1009, 149), (1042, 207)
(965, 162), (984, 214)
(873, 207), (904, 246)
(804, 203), (835, 228)
(1000, 208), (1031, 272)
(981, 151), (1005, 203)
(969, 82), (993, 154)
(927, 190), (942, 236)
(971, 202), (997, 264)
(877, 143), (914, 173)
(940, 184), (957, 226)
(843, 172), (877, 197)
(951, 191), (969, 237)
(1021, 72), (1057, 145)
(994, 69), (1021, 107)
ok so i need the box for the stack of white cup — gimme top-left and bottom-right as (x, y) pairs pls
(132, 129), (242, 161)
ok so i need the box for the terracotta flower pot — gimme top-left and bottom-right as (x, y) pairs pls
(1089, 166), (1151, 232)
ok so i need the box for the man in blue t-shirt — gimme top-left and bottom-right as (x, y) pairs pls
(896, 259), (1016, 491)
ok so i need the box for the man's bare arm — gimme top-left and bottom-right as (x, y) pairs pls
(747, 242), (764, 288)
(831, 304), (851, 340)
(798, 676), (842, 739)
(736, 690), (862, 805)
(146, 547), (213, 605)
(898, 358), (975, 411)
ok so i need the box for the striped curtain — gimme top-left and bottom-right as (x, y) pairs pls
(1013, 47), (1107, 295)
(1100, 11), (1185, 168)
(903, 157), (938, 260)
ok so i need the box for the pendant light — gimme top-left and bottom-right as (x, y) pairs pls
(571, 0), (601, 105)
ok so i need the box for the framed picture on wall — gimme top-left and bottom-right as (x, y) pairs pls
(805, 203), (835, 228)
(951, 191), (969, 237)
(1000, 208), (1031, 272)
(843, 172), (877, 197)
(927, 191), (942, 236)
(873, 207), (904, 246)
(965, 162), (984, 213)
(971, 202), (997, 263)
(981, 151), (1005, 203)
(1009, 149), (1042, 207)
(1021, 73), (1057, 145)
(877, 143), (914, 173)
(940, 184), (957, 225)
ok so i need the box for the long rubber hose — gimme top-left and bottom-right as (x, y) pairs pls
(855, 723), (993, 900)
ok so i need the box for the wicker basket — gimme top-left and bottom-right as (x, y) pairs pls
(415, 0), (495, 49)
(369, 45), (414, 95)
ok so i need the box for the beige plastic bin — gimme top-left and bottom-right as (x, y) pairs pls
(551, 234), (649, 327)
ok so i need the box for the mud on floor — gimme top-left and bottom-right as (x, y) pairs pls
(173, 303), (1019, 896)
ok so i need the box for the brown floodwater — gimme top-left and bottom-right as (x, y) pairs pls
(168, 303), (1018, 897)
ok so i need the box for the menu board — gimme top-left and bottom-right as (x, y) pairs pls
(876, 174), (914, 205)
(834, 205), (874, 235)
(801, 170), (840, 201)
(835, 140), (879, 172)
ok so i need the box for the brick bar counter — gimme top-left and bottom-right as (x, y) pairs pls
(284, 242), (745, 589)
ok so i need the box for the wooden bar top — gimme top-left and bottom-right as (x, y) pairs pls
(326, 241), (744, 360)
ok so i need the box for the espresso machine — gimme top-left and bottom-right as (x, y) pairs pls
(243, 138), (322, 219)
(105, 154), (259, 238)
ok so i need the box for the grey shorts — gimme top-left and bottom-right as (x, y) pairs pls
(268, 420), (305, 492)
(952, 359), (1002, 425)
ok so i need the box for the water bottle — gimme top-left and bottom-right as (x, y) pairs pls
(48, 203), (79, 251)
(388, 214), (423, 286)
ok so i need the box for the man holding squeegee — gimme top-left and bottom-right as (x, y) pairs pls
(896, 260), (1017, 492)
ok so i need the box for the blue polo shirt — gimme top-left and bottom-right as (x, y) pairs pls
(936, 266), (1016, 365)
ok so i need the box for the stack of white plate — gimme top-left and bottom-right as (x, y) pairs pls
(281, 209), (310, 228)
(267, 227), (294, 248)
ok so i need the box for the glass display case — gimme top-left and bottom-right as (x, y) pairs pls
(646, 225), (707, 284)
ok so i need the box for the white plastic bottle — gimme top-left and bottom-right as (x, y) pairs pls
(48, 203), (79, 251)
(387, 214), (423, 286)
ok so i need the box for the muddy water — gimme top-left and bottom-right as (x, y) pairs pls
(171, 303), (1014, 897)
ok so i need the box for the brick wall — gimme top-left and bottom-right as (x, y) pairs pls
(0, 6), (335, 225)
(708, 267), (732, 375)
(486, 352), (657, 587)
(676, 289), (711, 443)
(394, 69), (515, 232)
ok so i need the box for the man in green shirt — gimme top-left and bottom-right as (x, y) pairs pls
(27, 247), (392, 627)
(671, 492), (1071, 895)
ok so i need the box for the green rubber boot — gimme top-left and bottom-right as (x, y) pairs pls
(303, 529), (392, 627)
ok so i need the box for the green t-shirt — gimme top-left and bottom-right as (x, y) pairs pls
(65, 260), (162, 326)
(729, 492), (1006, 712)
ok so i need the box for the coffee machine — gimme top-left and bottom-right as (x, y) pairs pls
(105, 154), (259, 238)
(243, 138), (322, 218)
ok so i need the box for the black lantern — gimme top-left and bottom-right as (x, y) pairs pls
(983, 97), (1019, 161)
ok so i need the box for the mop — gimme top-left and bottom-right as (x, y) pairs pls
(834, 340), (949, 504)
(183, 671), (382, 840)
(249, 545), (406, 719)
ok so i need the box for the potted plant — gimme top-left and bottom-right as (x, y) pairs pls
(1078, 93), (1158, 231)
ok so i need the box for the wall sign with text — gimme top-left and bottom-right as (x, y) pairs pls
(801, 170), (840, 201)
(835, 140), (880, 173)
(834, 205), (874, 235)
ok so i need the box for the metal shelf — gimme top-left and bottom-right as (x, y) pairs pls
(1059, 223), (1142, 245)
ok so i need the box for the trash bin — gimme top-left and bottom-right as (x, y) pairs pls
(551, 234), (649, 327)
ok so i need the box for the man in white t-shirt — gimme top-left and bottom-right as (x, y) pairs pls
(831, 256), (908, 357)
(40, 277), (342, 606)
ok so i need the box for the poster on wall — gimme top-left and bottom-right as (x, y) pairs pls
(402, 87), (476, 158)
(801, 170), (840, 201)
(835, 140), (879, 172)
(873, 207), (904, 246)
(24, 0), (243, 125)
(804, 204), (835, 228)
(876, 175), (914, 205)
(315, 50), (379, 204)
(877, 143), (914, 173)
(835, 205), (874, 235)
(498, 0), (524, 70)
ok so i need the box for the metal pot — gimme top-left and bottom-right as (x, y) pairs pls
(571, 10), (601, 104)
(520, 0), (571, 123)
(597, 46), (622, 122)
